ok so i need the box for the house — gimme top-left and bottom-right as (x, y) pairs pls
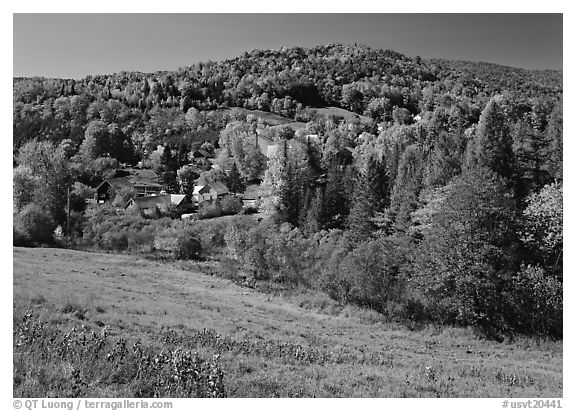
(190, 149), (212, 160)
(125, 194), (192, 213)
(192, 182), (230, 204)
(95, 178), (163, 203)
(190, 149), (213, 166)
(256, 134), (278, 158)
(94, 168), (163, 203)
(238, 184), (262, 210)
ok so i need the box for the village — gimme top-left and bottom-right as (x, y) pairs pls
(92, 141), (266, 220)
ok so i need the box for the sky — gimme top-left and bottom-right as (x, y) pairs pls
(13, 13), (562, 79)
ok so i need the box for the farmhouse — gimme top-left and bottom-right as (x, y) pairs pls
(192, 182), (230, 204)
(190, 149), (213, 160)
(125, 194), (192, 213)
(95, 178), (164, 203)
(256, 134), (279, 158)
(94, 168), (164, 203)
(190, 149), (213, 166)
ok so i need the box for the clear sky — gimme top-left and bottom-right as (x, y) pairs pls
(13, 13), (563, 79)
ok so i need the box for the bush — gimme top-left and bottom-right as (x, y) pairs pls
(101, 230), (129, 251)
(337, 237), (406, 314)
(197, 201), (222, 220)
(221, 195), (243, 215)
(511, 264), (562, 338)
(13, 204), (57, 245)
(154, 227), (202, 260)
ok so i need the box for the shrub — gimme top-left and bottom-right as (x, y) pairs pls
(338, 237), (406, 314)
(221, 195), (243, 215)
(197, 201), (222, 220)
(13, 204), (57, 245)
(101, 230), (129, 251)
(511, 264), (562, 338)
(153, 227), (201, 260)
(185, 218), (229, 253)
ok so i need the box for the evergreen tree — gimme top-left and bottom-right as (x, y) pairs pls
(157, 146), (179, 193)
(511, 120), (551, 199)
(323, 164), (351, 230)
(389, 145), (424, 232)
(300, 187), (324, 235)
(226, 162), (246, 195)
(347, 170), (376, 243)
(467, 96), (515, 179)
(543, 99), (562, 181)
(424, 130), (463, 188)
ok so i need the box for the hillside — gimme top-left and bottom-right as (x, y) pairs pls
(13, 247), (563, 398)
(13, 43), (562, 154)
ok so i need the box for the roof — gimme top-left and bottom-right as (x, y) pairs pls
(193, 185), (209, 195)
(192, 149), (212, 158)
(96, 168), (162, 191)
(96, 177), (132, 191)
(210, 182), (230, 196)
(170, 194), (188, 206)
(126, 194), (189, 209)
(132, 182), (163, 188)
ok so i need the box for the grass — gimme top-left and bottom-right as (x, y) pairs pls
(304, 107), (373, 124)
(13, 247), (563, 397)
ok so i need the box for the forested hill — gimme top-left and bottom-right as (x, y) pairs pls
(13, 43), (561, 154)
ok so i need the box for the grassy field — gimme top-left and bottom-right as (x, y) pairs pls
(13, 247), (562, 398)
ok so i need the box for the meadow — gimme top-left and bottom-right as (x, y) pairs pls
(13, 247), (562, 398)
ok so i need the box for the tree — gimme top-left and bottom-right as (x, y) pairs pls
(520, 182), (562, 273)
(79, 120), (110, 160)
(411, 166), (519, 331)
(177, 165), (199, 197)
(424, 130), (463, 188)
(157, 146), (179, 193)
(14, 203), (57, 245)
(218, 121), (266, 181)
(225, 162), (246, 195)
(15, 139), (70, 225)
(543, 99), (562, 181)
(260, 139), (311, 225)
(389, 145), (424, 232)
(322, 164), (352, 230)
(511, 120), (550, 199)
(467, 96), (515, 179)
(107, 123), (134, 164)
(347, 155), (389, 243)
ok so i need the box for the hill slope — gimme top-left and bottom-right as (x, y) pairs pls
(13, 247), (562, 397)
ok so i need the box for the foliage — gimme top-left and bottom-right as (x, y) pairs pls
(519, 183), (562, 270)
(13, 309), (225, 397)
(467, 96), (515, 179)
(510, 264), (562, 337)
(410, 167), (520, 332)
(177, 165), (199, 197)
(389, 144), (424, 232)
(13, 204), (57, 245)
(14, 139), (70, 225)
(221, 195), (243, 216)
(197, 201), (223, 220)
(153, 227), (202, 260)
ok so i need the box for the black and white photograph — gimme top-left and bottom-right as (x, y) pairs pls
(11, 10), (563, 404)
